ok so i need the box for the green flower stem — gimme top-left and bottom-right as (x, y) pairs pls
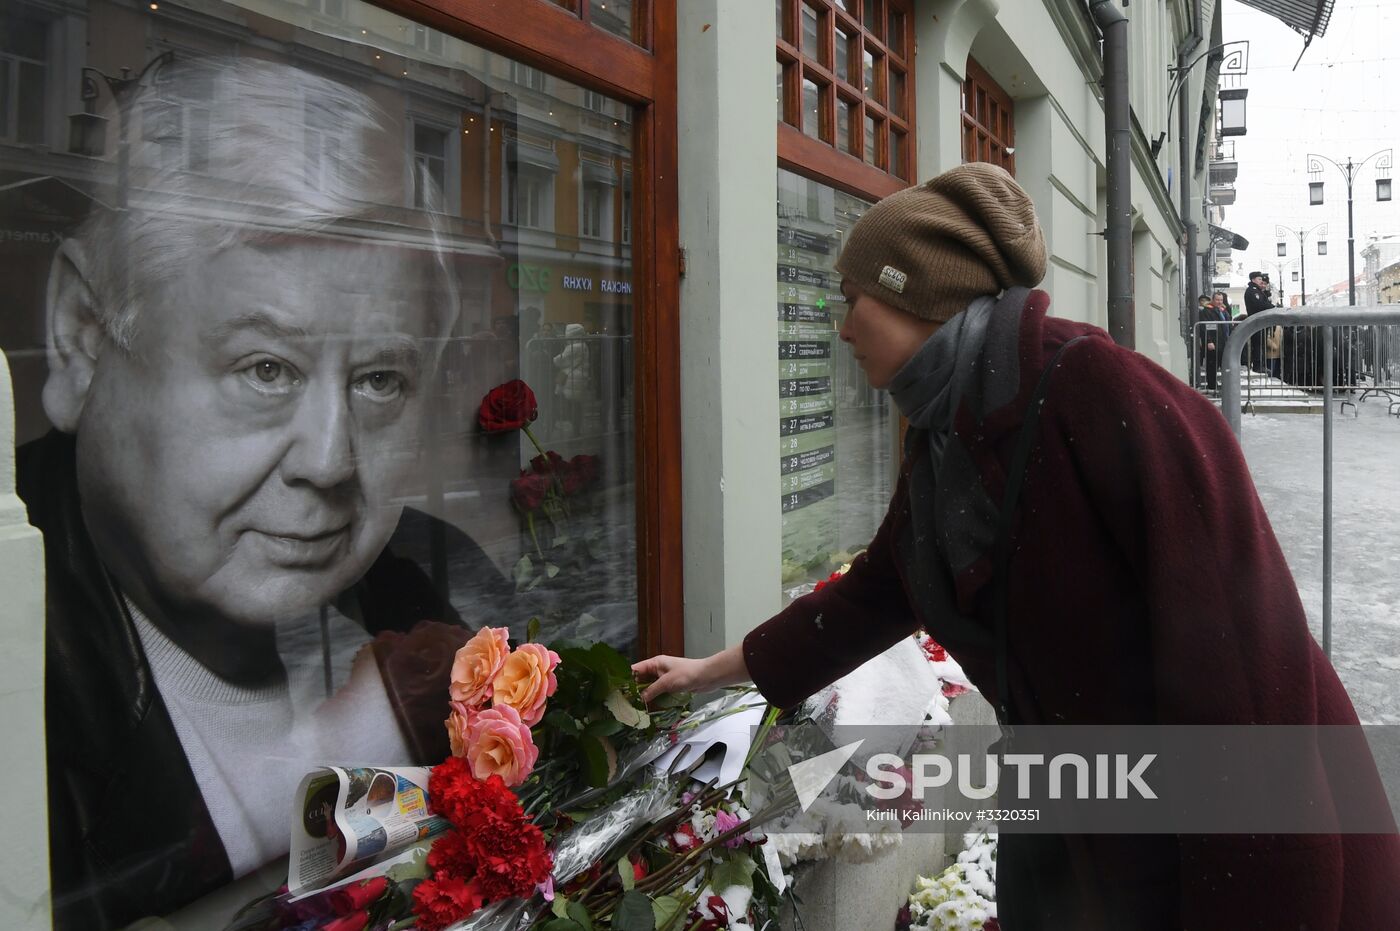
(522, 424), (548, 458)
(525, 512), (545, 560)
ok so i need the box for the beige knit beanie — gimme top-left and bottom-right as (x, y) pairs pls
(834, 162), (1048, 322)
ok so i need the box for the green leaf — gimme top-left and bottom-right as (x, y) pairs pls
(545, 709), (583, 736)
(513, 554), (535, 590)
(612, 891), (656, 931)
(650, 895), (683, 928)
(587, 642), (635, 681)
(545, 562), (561, 579)
(552, 895), (571, 920)
(618, 855), (635, 891)
(584, 716), (624, 738)
(710, 852), (758, 894)
(540, 920), (582, 931)
(527, 617), (542, 643)
(578, 734), (617, 787)
(566, 900), (595, 931)
(604, 688), (644, 728)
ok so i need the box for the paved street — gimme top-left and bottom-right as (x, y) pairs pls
(1240, 398), (1400, 724)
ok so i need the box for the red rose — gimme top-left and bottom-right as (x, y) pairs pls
(478, 380), (538, 432)
(530, 450), (567, 475)
(632, 856), (649, 882)
(328, 876), (388, 914)
(562, 454), (600, 494)
(510, 473), (550, 511)
(323, 912), (370, 931)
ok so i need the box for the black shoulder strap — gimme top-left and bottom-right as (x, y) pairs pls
(991, 335), (1089, 726)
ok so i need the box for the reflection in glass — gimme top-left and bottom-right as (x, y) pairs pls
(775, 169), (892, 599)
(0, 2), (639, 925)
(890, 66), (906, 118)
(803, 77), (821, 139)
(888, 9), (905, 54)
(865, 113), (878, 165)
(863, 46), (875, 96)
(835, 27), (851, 83)
(837, 99), (853, 154)
(590, 0), (635, 43)
(801, 2), (820, 60)
(892, 128), (907, 178)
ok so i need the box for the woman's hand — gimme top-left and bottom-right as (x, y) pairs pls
(631, 643), (750, 704)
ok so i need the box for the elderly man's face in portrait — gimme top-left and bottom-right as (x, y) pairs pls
(48, 233), (441, 630)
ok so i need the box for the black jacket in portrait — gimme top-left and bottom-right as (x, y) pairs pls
(19, 430), (511, 930)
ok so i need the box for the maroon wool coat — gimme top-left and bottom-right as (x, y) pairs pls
(743, 292), (1400, 928)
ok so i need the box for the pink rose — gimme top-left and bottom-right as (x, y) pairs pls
(445, 701), (474, 758)
(464, 704), (539, 786)
(491, 643), (560, 727)
(450, 626), (511, 706)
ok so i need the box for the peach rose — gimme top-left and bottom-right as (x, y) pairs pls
(445, 701), (474, 758)
(491, 643), (561, 727)
(449, 626), (511, 706)
(464, 704), (539, 786)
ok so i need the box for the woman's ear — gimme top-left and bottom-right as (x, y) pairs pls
(42, 239), (108, 433)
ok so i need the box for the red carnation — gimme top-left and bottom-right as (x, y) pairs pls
(478, 380), (538, 433)
(510, 473), (550, 512)
(562, 454), (600, 494)
(412, 875), (487, 931)
(631, 855), (649, 882)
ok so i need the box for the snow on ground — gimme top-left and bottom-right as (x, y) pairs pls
(1238, 395), (1400, 725)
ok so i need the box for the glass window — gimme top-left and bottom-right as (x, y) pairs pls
(890, 65), (906, 118)
(802, 77), (821, 139)
(863, 0), (882, 37)
(777, 0), (786, 41)
(864, 112), (877, 164)
(862, 46), (875, 96)
(836, 98), (853, 155)
(776, 168), (892, 598)
(801, 3), (820, 60)
(412, 122), (449, 209)
(0, 1), (641, 924)
(589, 0), (634, 43)
(835, 27), (851, 84)
(888, 8), (906, 56)
(1, 9), (48, 146)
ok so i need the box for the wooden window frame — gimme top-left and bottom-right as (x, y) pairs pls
(961, 56), (1016, 176)
(370, 0), (682, 656)
(777, 0), (913, 199)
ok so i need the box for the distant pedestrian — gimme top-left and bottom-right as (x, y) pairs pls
(1198, 293), (1226, 391)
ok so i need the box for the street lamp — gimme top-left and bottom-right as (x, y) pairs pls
(1276, 222), (1328, 305)
(1218, 87), (1249, 137)
(1306, 148), (1394, 307)
(1277, 242), (1287, 256)
(66, 51), (175, 207)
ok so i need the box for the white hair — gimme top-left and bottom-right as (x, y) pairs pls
(76, 54), (456, 349)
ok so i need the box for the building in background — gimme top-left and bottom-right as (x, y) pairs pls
(0, 0), (1339, 925)
(1361, 235), (1400, 305)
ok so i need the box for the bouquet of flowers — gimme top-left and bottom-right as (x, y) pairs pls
(896, 830), (999, 931)
(235, 623), (796, 931)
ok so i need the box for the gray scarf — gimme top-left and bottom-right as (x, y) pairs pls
(887, 294), (998, 469)
(884, 288), (1035, 656)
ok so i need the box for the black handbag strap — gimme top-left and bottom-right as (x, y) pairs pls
(991, 335), (1089, 727)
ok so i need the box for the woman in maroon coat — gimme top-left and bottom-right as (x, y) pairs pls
(634, 163), (1400, 929)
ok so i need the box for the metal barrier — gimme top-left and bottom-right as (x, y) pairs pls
(1221, 305), (1400, 657)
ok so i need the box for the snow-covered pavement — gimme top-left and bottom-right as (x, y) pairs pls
(1239, 396), (1400, 725)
